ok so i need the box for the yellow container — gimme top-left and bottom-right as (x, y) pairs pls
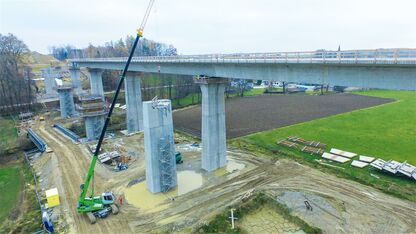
(45, 188), (60, 208)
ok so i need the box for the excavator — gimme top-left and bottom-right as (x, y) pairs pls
(76, 0), (155, 224)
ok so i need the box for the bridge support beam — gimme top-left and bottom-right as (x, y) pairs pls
(125, 72), (143, 133)
(69, 67), (82, 95)
(88, 68), (104, 99)
(195, 77), (228, 172)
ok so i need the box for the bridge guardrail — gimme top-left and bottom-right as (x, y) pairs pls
(71, 48), (416, 65)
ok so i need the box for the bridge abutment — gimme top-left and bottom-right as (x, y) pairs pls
(195, 77), (228, 172)
(125, 72), (143, 133)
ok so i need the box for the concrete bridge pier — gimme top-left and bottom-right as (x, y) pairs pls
(69, 66), (82, 94)
(44, 68), (57, 97)
(56, 86), (75, 118)
(88, 68), (104, 99)
(195, 77), (228, 172)
(125, 72), (143, 133)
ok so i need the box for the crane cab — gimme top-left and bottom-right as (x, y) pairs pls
(101, 192), (116, 205)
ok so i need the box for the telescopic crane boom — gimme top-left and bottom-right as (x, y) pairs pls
(77, 0), (155, 224)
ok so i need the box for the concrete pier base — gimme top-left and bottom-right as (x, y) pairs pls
(143, 99), (177, 193)
(125, 73), (143, 133)
(89, 68), (104, 99)
(57, 87), (75, 118)
(85, 114), (105, 141)
(195, 77), (228, 172)
(69, 67), (82, 94)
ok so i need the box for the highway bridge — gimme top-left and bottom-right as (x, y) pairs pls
(71, 48), (416, 90)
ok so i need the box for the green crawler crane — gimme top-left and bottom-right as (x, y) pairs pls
(76, 0), (155, 224)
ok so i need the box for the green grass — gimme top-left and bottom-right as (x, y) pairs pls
(243, 90), (416, 164)
(232, 90), (416, 202)
(0, 117), (18, 150)
(0, 165), (21, 223)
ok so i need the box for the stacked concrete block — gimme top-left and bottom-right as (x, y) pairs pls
(125, 72), (143, 133)
(195, 77), (228, 172)
(143, 99), (177, 193)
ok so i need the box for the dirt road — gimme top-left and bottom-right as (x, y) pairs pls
(34, 122), (415, 233)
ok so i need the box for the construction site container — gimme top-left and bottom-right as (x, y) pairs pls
(45, 188), (60, 208)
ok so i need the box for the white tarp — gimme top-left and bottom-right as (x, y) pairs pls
(359, 155), (375, 163)
(330, 148), (357, 158)
(322, 152), (350, 163)
(351, 160), (369, 168)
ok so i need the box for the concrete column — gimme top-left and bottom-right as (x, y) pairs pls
(88, 68), (104, 99)
(125, 72), (143, 133)
(44, 68), (57, 97)
(196, 77), (228, 172)
(69, 67), (82, 94)
(143, 99), (177, 193)
(85, 115), (105, 141)
(57, 88), (75, 118)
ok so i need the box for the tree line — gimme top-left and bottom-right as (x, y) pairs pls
(50, 35), (177, 60)
(0, 34), (36, 114)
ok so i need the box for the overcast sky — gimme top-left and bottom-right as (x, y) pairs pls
(1, 0), (415, 54)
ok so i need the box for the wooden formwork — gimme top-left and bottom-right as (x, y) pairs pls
(301, 146), (324, 155)
(287, 136), (327, 149)
(277, 139), (300, 149)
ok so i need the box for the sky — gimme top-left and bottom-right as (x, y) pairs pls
(1, 0), (415, 55)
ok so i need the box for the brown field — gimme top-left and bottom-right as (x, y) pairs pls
(173, 93), (392, 138)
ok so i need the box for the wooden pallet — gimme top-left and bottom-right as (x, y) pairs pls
(277, 139), (300, 149)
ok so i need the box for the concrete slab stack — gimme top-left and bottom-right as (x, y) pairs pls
(195, 77), (229, 172)
(143, 99), (177, 193)
(125, 72), (143, 133)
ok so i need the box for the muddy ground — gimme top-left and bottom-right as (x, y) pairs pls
(30, 116), (415, 234)
(173, 93), (392, 138)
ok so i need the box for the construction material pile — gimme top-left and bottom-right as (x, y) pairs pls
(370, 159), (416, 181)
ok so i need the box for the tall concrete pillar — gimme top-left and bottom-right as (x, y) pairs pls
(56, 87), (75, 118)
(88, 68), (104, 99)
(195, 77), (228, 172)
(44, 68), (57, 97)
(125, 72), (143, 133)
(143, 99), (177, 193)
(69, 67), (82, 94)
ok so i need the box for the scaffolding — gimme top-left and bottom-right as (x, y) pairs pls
(152, 97), (176, 192)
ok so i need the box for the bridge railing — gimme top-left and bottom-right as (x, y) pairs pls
(72, 48), (416, 65)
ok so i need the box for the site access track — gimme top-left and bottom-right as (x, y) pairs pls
(34, 122), (416, 233)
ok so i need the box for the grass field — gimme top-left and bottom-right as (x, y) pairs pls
(232, 90), (415, 201)
(0, 117), (18, 150)
(0, 165), (21, 223)
(242, 90), (416, 164)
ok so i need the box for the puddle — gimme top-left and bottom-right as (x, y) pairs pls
(124, 181), (175, 211)
(214, 160), (246, 176)
(124, 170), (203, 210)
